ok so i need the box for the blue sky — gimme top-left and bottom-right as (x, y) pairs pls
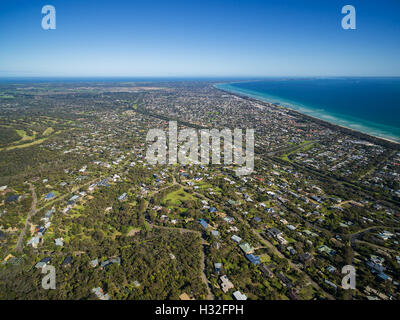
(0, 0), (399, 77)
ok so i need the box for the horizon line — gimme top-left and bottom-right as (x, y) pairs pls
(1, 75), (400, 80)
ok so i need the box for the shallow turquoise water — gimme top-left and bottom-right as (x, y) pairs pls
(216, 78), (400, 142)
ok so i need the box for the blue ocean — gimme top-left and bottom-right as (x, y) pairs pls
(215, 78), (400, 143)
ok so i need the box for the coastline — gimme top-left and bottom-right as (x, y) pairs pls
(214, 82), (400, 148)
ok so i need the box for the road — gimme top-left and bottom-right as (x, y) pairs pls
(349, 225), (400, 247)
(234, 209), (335, 300)
(187, 186), (335, 300)
(15, 182), (37, 252)
(144, 176), (215, 300)
(15, 176), (105, 253)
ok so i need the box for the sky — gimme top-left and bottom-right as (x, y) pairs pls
(0, 0), (400, 77)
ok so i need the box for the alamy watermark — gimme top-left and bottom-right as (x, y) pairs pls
(341, 5), (356, 30)
(145, 121), (254, 176)
(40, 5), (356, 31)
(41, 264), (56, 290)
(341, 265), (356, 290)
(41, 5), (56, 30)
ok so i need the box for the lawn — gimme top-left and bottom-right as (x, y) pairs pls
(0, 130), (62, 151)
(298, 283), (317, 299)
(259, 254), (271, 263)
(280, 141), (316, 162)
(16, 129), (36, 141)
(0, 94), (14, 99)
(42, 127), (54, 136)
(162, 187), (195, 206)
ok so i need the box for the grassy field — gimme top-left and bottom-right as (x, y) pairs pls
(0, 94), (14, 99)
(16, 129), (36, 142)
(259, 254), (271, 263)
(162, 187), (196, 206)
(298, 283), (317, 299)
(0, 129), (65, 151)
(194, 181), (222, 193)
(0, 137), (48, 151)
(280, 141), (316, 162)
(42, 127), (54, 136)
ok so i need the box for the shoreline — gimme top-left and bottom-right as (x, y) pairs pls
(214, 82), (400, 148)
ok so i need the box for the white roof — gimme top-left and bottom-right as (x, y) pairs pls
(233, 290), (247, 300)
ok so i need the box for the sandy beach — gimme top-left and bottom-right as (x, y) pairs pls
(215, 83), (400, 147)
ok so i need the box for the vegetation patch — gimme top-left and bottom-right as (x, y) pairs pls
(42, 127), (54, 136)
(162, 187), (195, 206)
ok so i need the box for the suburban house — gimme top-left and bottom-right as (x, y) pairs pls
(92, 287), (110, 300)
(231, 235), (242, 243)
(239, 242), (254, 255)
(198, 219), (209, 229)
(245, 254), (261, 265)
(220, 275), (234, 293)
(232, 290), (247, 300)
